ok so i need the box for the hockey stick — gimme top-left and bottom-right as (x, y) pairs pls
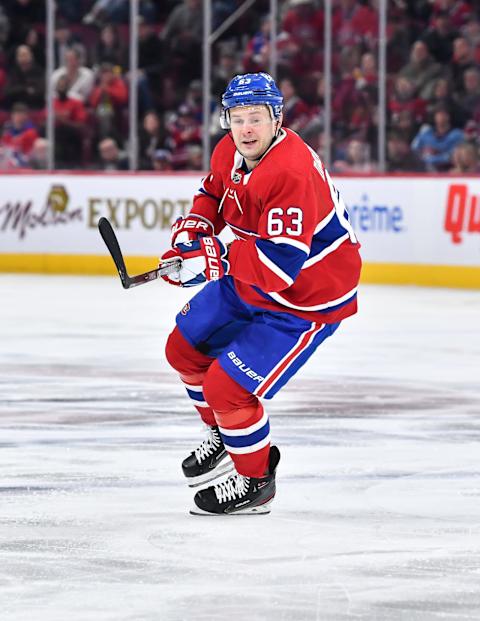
(98, 217), (181, 289)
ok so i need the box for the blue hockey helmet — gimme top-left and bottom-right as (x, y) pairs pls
(220, 72), (284, 129)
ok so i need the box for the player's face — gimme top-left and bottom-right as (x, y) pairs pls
(229, 105), (279, 167)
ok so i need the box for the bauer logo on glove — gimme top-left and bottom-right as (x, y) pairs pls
(160, 236), (229, 288)
(170, 214), (214, 247)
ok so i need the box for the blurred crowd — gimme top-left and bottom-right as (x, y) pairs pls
(0, 0), (479, 173)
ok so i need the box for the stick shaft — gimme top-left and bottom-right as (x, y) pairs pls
(98, 217), (179, 289)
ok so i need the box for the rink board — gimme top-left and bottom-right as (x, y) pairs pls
(0, 173), (479, 288)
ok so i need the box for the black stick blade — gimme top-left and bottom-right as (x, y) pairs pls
(98, 217), (129, 288)
(98, 216), (181, 290)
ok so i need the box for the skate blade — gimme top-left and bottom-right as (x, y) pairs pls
(186, 461), (235, 488)
(189, 499), (273, 517)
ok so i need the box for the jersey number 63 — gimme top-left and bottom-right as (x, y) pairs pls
(267, 207), (303, 236)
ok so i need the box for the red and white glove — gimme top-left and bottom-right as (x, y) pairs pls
(170, 214), (214, 247)
(160, 237), (229, 288)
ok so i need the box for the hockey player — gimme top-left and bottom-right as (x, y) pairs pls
(161, 72), (361, 515)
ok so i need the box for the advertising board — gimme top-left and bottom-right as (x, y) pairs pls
(1, 173), (479, 287)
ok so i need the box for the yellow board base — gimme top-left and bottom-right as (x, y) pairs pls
(361, 262), (480, 289)
(0, 254), (156, 276)
(1, 255), (480, 289)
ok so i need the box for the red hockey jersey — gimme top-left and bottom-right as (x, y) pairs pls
(190, 128), (362, 324)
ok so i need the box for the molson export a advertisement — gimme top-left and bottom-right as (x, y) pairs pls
(0, 173), (199, 275)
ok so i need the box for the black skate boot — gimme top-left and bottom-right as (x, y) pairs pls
(182, 425), (234, 488)
(190, 446), (280, 516)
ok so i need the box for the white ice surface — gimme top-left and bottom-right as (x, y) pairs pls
(1, 275), (480, 621)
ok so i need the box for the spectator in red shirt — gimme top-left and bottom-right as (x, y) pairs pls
(166, 106), (202, 151)
(165, 104), (202, 168)
(53, 74), (88, 168)
(282, 0), (323, 46)
(54, 75), (88, 125)
(281, 0), (324, 75)
(0, 101), (38, 167)
(89, 62), (128, 141)
(389, 75), (427, 127)
(333, 0), (378, 50)
(331, 47), (365, 137)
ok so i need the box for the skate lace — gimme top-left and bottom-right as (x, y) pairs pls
(214, 474), (250, 503)
(194, 427), (221, 464)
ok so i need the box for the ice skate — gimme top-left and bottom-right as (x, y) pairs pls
(190, 445), (280, 516)
(182, 425), (234, 487)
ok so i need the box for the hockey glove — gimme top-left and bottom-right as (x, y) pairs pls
(170, 215), (214, 247)
(160, 237), (229, 288)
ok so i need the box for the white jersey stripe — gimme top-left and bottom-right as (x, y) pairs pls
(268, 236), (310, 255)
(303, 233), (350, 268)
(256, 246), (294, 287)
(267, 286), (358, 311)
(314, 207), (335, 234)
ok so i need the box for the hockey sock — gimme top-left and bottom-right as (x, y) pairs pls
(215, 403), (270, 478)
(165, 327), (216, 425)
(204, 361), (270, 478)
(180, 373), (216, 426)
